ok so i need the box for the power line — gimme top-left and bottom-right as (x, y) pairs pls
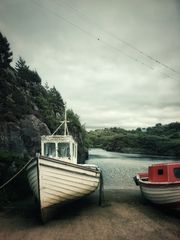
(31, 0), (96, 40)
(31, 0), (154, 70)
(53, 0), (180, 76)
(99, 38), (154, 70)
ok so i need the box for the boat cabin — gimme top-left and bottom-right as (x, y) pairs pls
(148, 162), (180, 182)
(41, 135), (78, 164)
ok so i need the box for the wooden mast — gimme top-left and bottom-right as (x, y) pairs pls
(64, 103), (69, 136)
(52, 103), (69, 136)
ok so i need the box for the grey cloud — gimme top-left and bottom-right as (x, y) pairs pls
(1, 0), (180, 129)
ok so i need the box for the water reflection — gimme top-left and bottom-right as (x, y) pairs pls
(86, 148), (180, 190)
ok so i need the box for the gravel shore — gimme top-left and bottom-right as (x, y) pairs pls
(0, 189), (180, 240)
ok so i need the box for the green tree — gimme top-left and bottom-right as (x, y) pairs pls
(15, 57), (29, 80)
(15, 57), (41, 84)
(66, 109), (88, 161)
(48, 87), (64, 116)
(0, 32), (13, 69)
(15, 56), (28, 71)
(28, 70), (41, 84)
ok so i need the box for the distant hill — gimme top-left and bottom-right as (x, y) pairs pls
(87, 123), (180, 156)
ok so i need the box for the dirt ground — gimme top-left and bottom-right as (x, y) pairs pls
(0, 189), (180, 240)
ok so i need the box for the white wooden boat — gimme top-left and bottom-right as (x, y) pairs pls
(26, 105), (101, 221)
(134, 162), (180, 211)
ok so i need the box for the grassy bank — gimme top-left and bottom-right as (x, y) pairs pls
(87, 122), (180, 157)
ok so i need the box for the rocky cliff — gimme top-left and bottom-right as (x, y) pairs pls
(0, 66), (88, 200)
(0, 67), (49, 157)
(0, 115), (50, 158)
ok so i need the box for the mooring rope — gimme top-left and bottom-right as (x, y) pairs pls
(0, 157), (34, 190)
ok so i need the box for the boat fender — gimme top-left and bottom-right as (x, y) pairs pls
(133, 176), (139, 186)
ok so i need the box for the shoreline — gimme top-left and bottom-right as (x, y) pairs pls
(89, 148), (180, 159)
(0, 189), (180, 240)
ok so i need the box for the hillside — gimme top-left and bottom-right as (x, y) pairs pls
(0, 32), (88, 202)
(87, 123), (180, 156)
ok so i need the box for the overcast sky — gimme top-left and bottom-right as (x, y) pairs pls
(1, 0), (180, 129)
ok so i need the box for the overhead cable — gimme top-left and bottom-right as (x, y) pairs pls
(53, 0), (180, 76)
(31, 0), (154, 70)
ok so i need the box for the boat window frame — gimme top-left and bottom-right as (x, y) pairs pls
(57, 142), (71, 158)
(44, 142), (56, 157)
(174, 168), (180, 178)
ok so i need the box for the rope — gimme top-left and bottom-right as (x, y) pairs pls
(52, 122), (64, 135)
(0, 157), (34, 190)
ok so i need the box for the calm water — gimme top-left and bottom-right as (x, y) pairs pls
(86, 148), (180, 189)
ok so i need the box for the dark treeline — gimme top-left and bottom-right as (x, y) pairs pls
(87, 122), (180, 157)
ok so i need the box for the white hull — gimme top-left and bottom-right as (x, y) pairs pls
(26, 156), (101, 220)
(139, 180), (180, 210)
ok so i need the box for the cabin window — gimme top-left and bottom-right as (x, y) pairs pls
(158, 169), (163, 175)
(174, 168), (180, 178)
(58, 143), (70, 158)
(44, 143), (56, 157)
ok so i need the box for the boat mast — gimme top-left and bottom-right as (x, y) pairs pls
(52, 103), (69, 136)
(64, 103), (69, 136)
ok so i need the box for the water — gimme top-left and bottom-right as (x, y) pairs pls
(86, 148), (180, 189)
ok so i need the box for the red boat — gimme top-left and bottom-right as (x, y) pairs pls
(134, 162), (180, 210)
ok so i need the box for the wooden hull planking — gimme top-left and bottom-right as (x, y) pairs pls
(26, 156), (101, 220)
(139, 180), (180, 210)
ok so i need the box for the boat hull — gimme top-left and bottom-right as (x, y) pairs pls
(136, 177), (180, 210)
(26, 156), (101, 221)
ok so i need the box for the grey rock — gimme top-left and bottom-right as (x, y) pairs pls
(0, 115), (50, 158)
